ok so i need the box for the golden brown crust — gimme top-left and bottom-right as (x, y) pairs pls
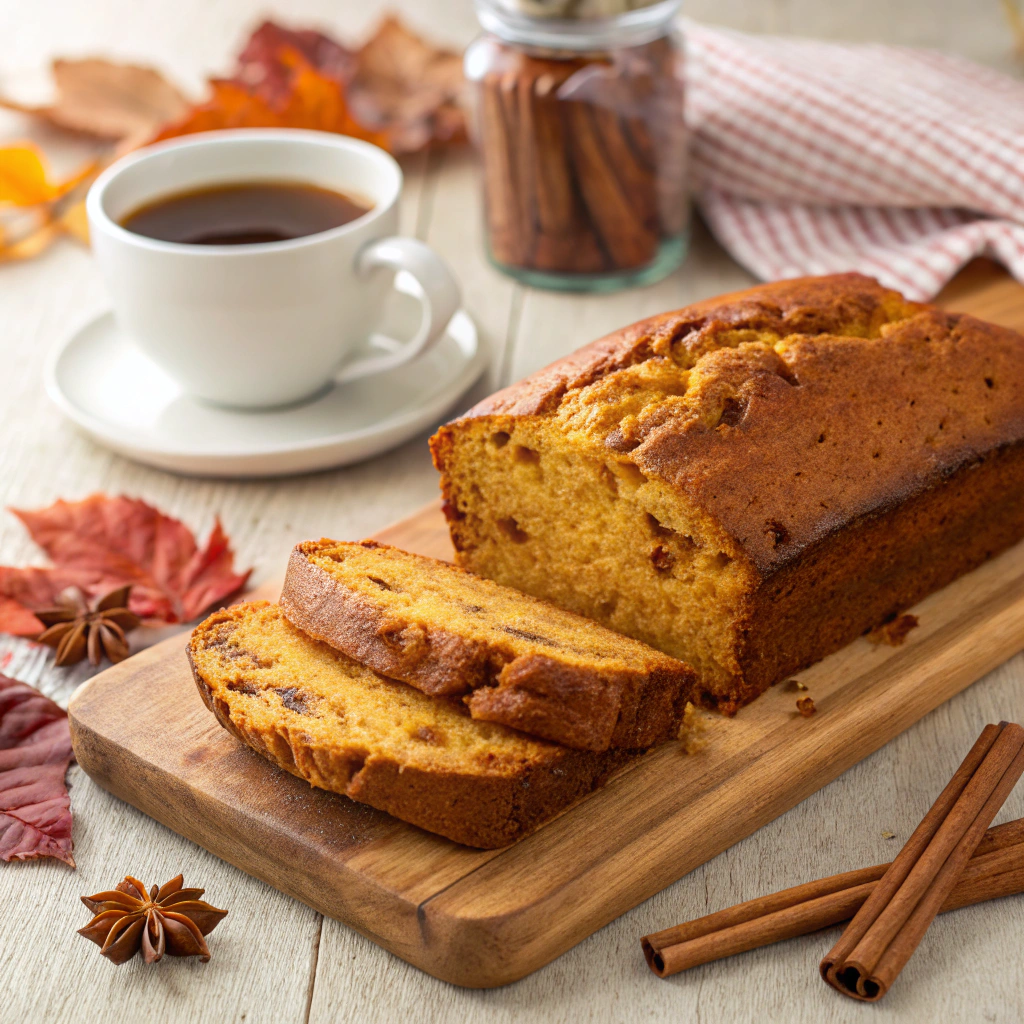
(632, 309), (1024, 574)
(465, 653), (683, 753)
(455, 274), (919, 421)
(431, 274), (1024, 711)
(280, 542), (496, 697)
(280, 539), (693, 752)
(722, 439), (1024, 707)
(186, 602), (629, 848)
(344, 746), (632, 849)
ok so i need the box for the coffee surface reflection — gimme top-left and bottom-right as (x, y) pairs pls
(121, 181), (373, 245)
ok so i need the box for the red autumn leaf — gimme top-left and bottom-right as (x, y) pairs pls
(0, 675), (75, 866)
(0, 598), (44, 637)
(0, 495), (250, 633)
(0, 566), (102, 636)
(234, 20), (356, 101)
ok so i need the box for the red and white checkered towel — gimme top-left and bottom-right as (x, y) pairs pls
(684, 21), (1024, 299)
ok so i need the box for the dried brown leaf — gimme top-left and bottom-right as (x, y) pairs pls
(348, 16), (466, 152)
(0, 59), (191, 149)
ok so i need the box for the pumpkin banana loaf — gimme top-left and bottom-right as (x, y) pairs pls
(187, 602), (631, 848)
(279, 539), (694, 752)
(430, 273), (1024, 713)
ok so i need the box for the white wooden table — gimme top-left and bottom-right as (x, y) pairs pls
(2, 2), (1023, 1021)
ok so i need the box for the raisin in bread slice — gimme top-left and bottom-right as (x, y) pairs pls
(279, 540), (694, 753)
(187, 602), (629, 849)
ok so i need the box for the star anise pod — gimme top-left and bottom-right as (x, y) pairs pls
(35, 585), (141, 667)
(78, 874), (228, 965)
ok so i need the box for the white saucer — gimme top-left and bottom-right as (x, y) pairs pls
(46, 273), (485, 478)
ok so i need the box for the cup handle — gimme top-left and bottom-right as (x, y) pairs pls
(334, 236), (462, 384)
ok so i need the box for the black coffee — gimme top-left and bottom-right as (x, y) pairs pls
(121, 181), (372, 245)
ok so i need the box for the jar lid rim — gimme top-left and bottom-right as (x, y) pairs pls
(474, 0), (682, 49)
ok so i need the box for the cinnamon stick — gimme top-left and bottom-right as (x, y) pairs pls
(822, 721), (1024, 1001)
(641, 817), (1024, 978)
(588, 94), (659, 235)
(528, 72), (606, 274)
(508, 72), (538, 269)
(479, 71), (523, 268)
(564, 98), (659, 270)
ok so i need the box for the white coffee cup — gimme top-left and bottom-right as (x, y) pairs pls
(86, 129), (461, 408)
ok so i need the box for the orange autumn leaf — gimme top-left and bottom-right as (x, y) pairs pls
(0, 145), (97, 260)
(57, 199), (89, 244)
(0, 220), (60, 263)
(0, 144), (96, 205)
(0, 144), (61, 205)
(155, 48), (389, 149)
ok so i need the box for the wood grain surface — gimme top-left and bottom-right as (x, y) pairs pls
(3, 0), (1024, 1020)
(67, 495), (1024, 987)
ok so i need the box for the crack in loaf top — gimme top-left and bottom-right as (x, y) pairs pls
(449, 275), (1024, 574)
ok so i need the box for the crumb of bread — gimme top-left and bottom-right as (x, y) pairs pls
(867, 613), (919, 647)
(679, 701), (711, 755)
(796, 697), (817, 717)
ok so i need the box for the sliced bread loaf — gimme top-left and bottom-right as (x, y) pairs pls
(187, 602), (630, 848)
(279, 539), (695, 752)
(430, 274), (1024, 712)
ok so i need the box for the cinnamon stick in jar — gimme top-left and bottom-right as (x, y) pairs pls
(564, 99), (659, 270)
(479, 70), (525, 269)
(528, 71), (606, 274)
(507, 72), (540, 268)
(621, 39), (688, 238)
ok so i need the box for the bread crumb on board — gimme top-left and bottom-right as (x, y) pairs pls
(679, 701), (712, 754)
(796, 697), (817, 717)
(867, 613), (919, 647)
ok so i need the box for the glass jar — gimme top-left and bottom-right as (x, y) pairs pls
(465, 0), (689, 293)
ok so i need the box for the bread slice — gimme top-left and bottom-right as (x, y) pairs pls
(279, 539), (694, 752)
(187, 602), (630, 848)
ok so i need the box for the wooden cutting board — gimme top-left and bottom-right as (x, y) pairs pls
(67, 262), (1024, 989)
